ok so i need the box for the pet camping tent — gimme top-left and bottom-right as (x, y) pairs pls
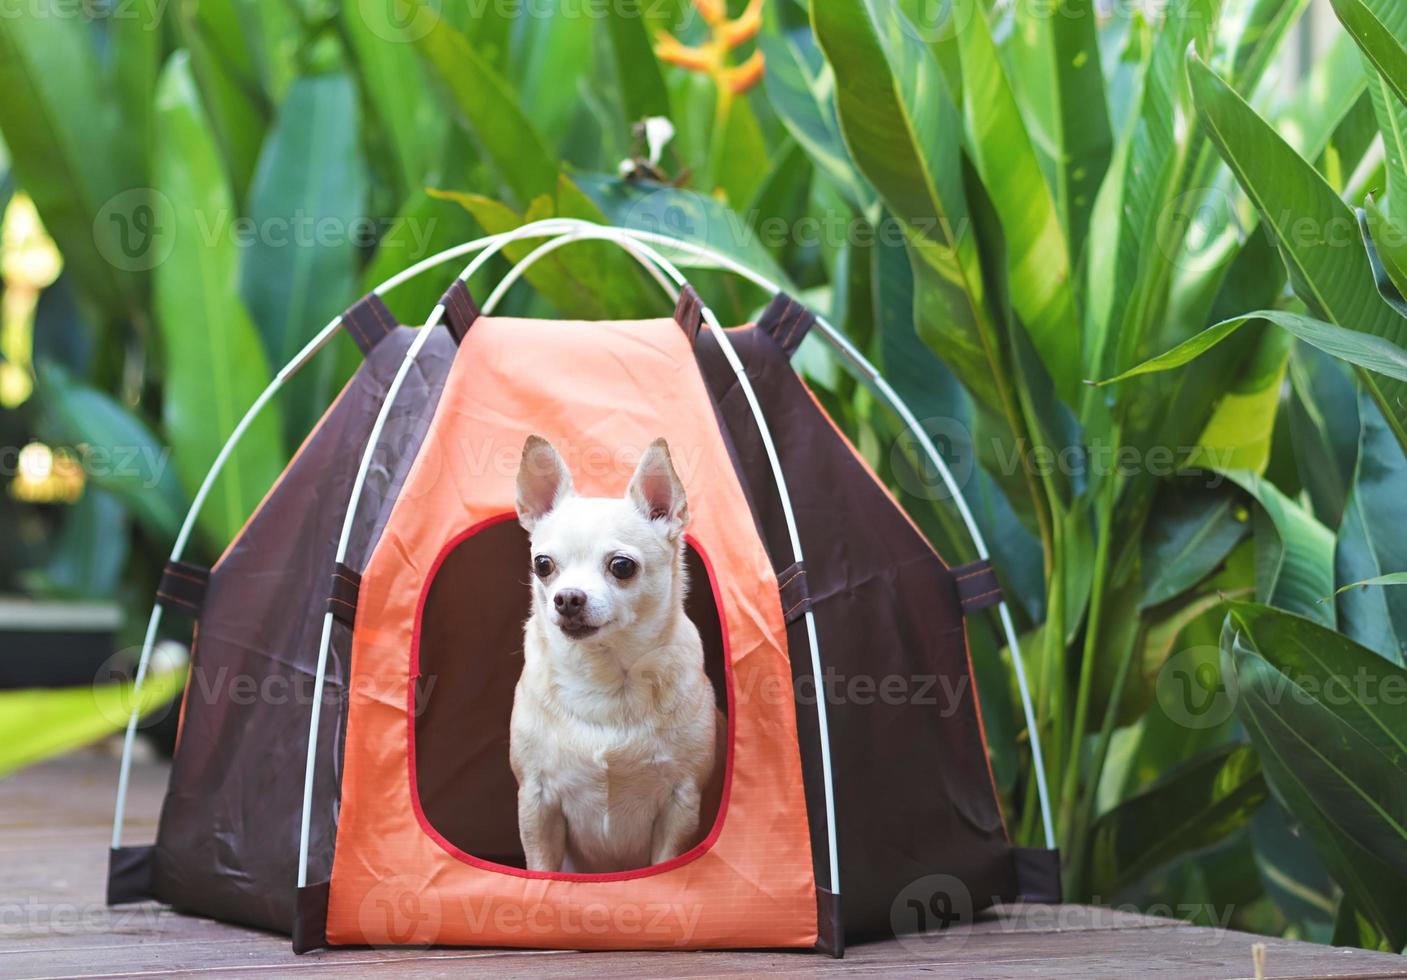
(107, 220), (1060, 956)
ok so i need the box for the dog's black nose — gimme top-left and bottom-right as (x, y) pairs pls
(554, 589), (587, 616)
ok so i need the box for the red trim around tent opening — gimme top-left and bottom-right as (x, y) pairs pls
(404, 512), (739, 883)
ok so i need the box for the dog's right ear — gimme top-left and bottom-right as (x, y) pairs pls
(516, 435), (574, 532)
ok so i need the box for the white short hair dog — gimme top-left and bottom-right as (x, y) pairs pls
(509, 435), (719, 873)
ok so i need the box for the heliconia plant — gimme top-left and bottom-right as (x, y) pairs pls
(0, 0), (1405, 952)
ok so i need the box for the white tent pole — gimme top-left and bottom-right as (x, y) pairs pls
(472, 226), (843, 894)
(296, 219), (588, 886)
(113, 225), (568, 852)
(487, 223), (1056, 851)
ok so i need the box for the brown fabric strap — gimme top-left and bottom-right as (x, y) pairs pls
(107, 845), (155, 906)
(340, 293), (398, 356)
(328, 562), (361, 627)
(814, 887), (845, 958)
(1013, 847), (1062, 903)
(778, 561), (812, 625)
(156, 560), (210, 616)
(292, 880), (330, 954)
(757, 292), (815, 358)
(441, 279), (482, 344)
(674, 284), (703, 344)
(952, 559), (1003, 613)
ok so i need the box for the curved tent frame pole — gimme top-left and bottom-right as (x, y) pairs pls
(111, 221), (587, 850)
(294, 223), (843, 896)
(488, 225), (1056, 852)
(114, 217), (1053, 868)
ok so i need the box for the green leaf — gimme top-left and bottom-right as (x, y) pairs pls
(1328, 0), (1407, 110)
(239, 73), (367, 441)
(812, 0), (1016, 433)
(512, 4), (595, 151)
(341, 0), (441, 195)
(1337, 393), (1407, 665)
(153, 53), (286, 548)
(1097, 309), (1407, 386)
(1188, 54), (1407, 455)
(605, 0), (670, 123)
(1287, 344), (1361, 529)
(1189, 324), (1292, 474)
(1223, 601), (1407, 947)
(24, 488), (130, 600)
(1085, 0), (1223, 384)
(574, 173), (792, 288)
(408, 2), (558, 207)
(0, 1), (146, 320)
(1220, 472), (1336, 624)
(1140, 484), (1248, 609)
(712, 95), (770, 208)
(175, 0), (267, 201)
(362, 189), (481, 326)
(34, 363), (186, 542)
(954, 0), (1081, 404)
(1362, 197), (1407, 306)
(0, 667), (187, 779)
(1088, 744), (1267, 897)
(1337, 573), (1407, 592)
(759, 31), (876, 213)
(1003, 0), (1111, 263)
(434, 177), (662, 320)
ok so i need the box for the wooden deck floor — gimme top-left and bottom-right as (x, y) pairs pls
(3, 750), (1406, 979)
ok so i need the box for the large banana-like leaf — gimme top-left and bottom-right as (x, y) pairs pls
(760, 32), (876, 214)
(0, 1), (146, 321)
(1220, 471), (1336, 624)
(34, 364), (186, 542)
(1140, 483), (1248, 610)
(954, 0), (1081, 405)
(408, 2), (558, 207)
(239, 73), (366, 442)
(174, 0), (266, 201)
(1098, 309), (1407, 385)
(341, 0), (443, 196)
(1287, 345), (1361, 529)
(153, 54), (286, 549)
(361, 190), (480, 326)
(811, 0), (1016, 432)
(1002, 0), (1110, 264)
(1190, 325), (1292, 474)
(1222, 602), (1407, 948)
(575, 174), (791, 288)
(1337, 393), (1407, 666)
(1087, 744), (1267, 897)
(436, 176), (662, 319)
(1189, 55), (1407, 454)
(513, 3), (595, 152)
(1085, 0), (1222, 383)
(604, 0), (670, 124)
(0, 668), (187, 779)
(1329, 0), (1407, 109)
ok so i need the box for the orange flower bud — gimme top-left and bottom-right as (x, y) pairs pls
(723, 49), (765, 94)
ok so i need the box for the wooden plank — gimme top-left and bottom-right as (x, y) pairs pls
(3, 751), (1407, 979)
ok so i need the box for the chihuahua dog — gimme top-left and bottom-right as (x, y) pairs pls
(509, 435), (719, 873)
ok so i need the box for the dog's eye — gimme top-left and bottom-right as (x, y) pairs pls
(532, 555), (555, 579)
(608, 556), (638, 581)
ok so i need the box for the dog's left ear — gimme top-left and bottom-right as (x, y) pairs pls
(627, 438), (689, 540)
